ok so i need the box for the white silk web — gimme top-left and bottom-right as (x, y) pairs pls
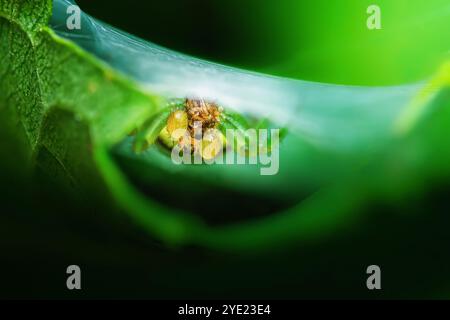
(50, 0), (423, 152)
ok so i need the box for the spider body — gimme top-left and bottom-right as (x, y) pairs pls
(185, 98), (222, 135)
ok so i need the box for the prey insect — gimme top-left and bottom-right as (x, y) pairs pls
(133, 98), (285, 160)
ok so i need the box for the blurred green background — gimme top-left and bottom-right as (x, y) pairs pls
(1, 0), (450, 300)
(77, 0), (450, 85)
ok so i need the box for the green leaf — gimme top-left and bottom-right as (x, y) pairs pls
(2, 0), (450, 257)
